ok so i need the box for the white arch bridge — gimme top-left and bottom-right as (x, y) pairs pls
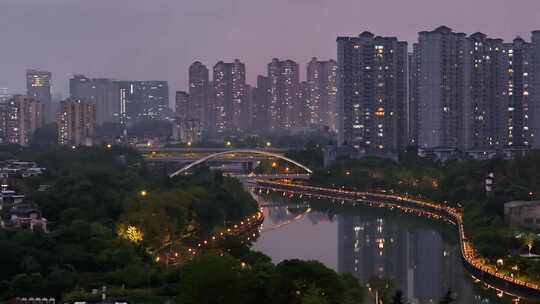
(168, 149), (313, 178)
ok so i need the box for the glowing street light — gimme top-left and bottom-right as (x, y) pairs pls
(140, 190), (148, 197)
(226, 141), (232, 147)
(266, 141), (271, 147)
(106, 144), (112, 149)
(187, 141), (192, 147)
(271, 162), (277, 168)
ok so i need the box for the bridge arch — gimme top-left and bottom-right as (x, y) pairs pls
(168, 149), (313, 178)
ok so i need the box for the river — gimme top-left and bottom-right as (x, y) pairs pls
(251, 193), (526, 304)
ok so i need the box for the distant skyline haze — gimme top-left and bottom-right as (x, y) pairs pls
(1, 0), (539, 96)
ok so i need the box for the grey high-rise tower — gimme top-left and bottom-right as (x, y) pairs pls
(188, 62), (210, 132)
(306, 58), (338, 131)
(337, 32), (408, 152)
(26, 69), (52, 123)
(213, 59), (246, 133)
(267, 59), (300, 130)
(412, 26), (468, 150)
(530, 31), (540, 148)
(70, 75), (120, 125)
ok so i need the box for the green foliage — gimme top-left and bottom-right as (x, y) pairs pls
(175, 253), (364, 304)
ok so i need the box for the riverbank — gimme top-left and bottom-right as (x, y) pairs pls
(253, 180), (540, 301)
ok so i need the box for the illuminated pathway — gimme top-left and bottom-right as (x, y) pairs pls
(154, 210), (264, 264)
(252, 180), (540, 300)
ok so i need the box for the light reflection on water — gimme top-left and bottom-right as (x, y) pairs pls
(252, 194), (524, 304)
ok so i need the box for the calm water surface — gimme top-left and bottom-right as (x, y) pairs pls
(251, 194), (525, 304)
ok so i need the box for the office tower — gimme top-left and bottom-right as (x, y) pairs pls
(26, 69), (51, 104)
(412, 26), (467, 150)
(306, 58), (338, 130)
(267, 59), (300, 130)
(0, 95), (43, 146)
(337, 32), (408, 152)
(213, 59), (246, 133)
(69, 75), (120, 125)
(189, 62), (210, 131)
(175, 91), (189, 121)
(532, 31), (540, 148)
(57, 98), (96, 146)
(115, 80), (169, 123)
(252, 76), (271, 132)
(26, 69), (53, 123)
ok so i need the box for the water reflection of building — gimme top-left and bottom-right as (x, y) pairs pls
(338, 215), (476, 304)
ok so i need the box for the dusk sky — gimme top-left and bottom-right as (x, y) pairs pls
(1, 0), (540, 98)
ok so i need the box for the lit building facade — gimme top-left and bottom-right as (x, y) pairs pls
(188, 62), (210, 132)
(268, 59), (300, 130)
(26, 69), (53, 123)
(0, 95), (43, 146)
(115, 80), (169, 123)
(57, 98), (96, 146)
(213, 60), (246, 133)
(306, 58), (338, 130)
(337, 32), (408, 152)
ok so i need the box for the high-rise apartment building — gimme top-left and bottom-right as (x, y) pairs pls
(462, 33), (504, 150)
(70, 75), (120, 125)
(306, 58), (338, 130)
(0, 95), (43, 146)
(252, 76), (271, 132)
(411, 26), (468, 150)
(297, 81), (310, 128)
(532, 31), (540, 148)
(188, 62), (210, 131)
(213, 60), (246, 133)
(268, 59), (300, 130)
(410, 27), (540, 154)
(57, 98), (96, 146)
(337, 32), (408, 152)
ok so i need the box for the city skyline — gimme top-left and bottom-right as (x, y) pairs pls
(1, 0), (540, 96)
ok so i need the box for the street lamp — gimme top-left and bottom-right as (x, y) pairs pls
(226, 141), (232, 147)
(266, 141), (271, 147)
(140, 190), (148, 197)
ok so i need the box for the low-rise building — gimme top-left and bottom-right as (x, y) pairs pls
(504, 200), (540, 230)
(5, 204), (48, 232)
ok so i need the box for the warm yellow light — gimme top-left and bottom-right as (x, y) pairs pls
(266, 142), (271, 147)
(117, 224), (144, 244)
(187, 141), (192, 146)
(106, 144), (112, 149)
(271, 162), (277, 168)
(140, 190), (148, 197)
(226, 141), (232, 146)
